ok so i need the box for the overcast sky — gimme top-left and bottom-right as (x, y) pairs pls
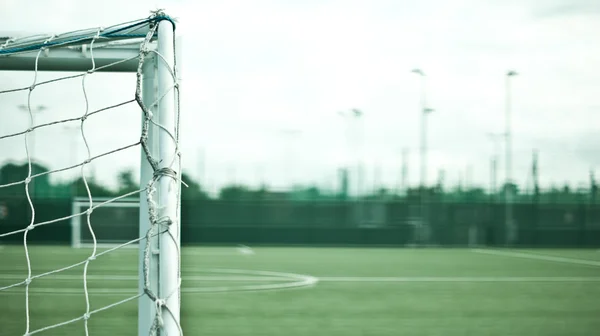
(1, 0), (600, 195)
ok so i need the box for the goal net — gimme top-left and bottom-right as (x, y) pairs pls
(0, 11), (183, 335)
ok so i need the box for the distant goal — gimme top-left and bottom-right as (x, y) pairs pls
(71, 197), (140, 249)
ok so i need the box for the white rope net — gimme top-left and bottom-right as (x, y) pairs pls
(0, 11), (182, 336)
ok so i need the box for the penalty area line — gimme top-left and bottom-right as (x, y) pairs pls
(2, 276), (599, 296)
(183, 245), (255, 256)
(2, 275), (599, 283)
(471, 249), (600, 267)
(316, 276), (600, 282)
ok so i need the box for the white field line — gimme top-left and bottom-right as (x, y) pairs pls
(0, 274), (284, 281)
(183, 252), (244, 256)
(1, 275), (598, 296)
(2, 274), (600, 283)
(0, 269), (317, 296)
(0, 247), (253, 256)
(0, 266), (256, 272)
(471, 249), (600, 267)
(184, 251), (254, 257)
(317, 276), (600, 282)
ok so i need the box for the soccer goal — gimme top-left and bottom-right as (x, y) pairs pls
(0, 11), (183, 335)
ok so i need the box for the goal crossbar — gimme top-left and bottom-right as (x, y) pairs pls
(0, 14), (173, 72)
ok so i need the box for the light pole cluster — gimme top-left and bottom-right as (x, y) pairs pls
(334, 69), (518, 245)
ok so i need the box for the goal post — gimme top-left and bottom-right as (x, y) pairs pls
(0, 11), (182, 335)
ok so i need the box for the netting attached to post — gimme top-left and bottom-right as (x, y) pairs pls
(0, 11), (182, 336)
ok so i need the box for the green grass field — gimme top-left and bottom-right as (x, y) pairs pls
(1, 245), (599, 335)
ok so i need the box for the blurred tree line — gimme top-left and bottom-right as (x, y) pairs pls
(0, 161), (598, 204)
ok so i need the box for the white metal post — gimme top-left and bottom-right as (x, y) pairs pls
(157, 20), (181, 335)
(138, 52), (159, 335)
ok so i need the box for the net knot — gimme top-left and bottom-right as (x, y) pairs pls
(81, 115), (88, 122)
(42, 35), (56, 44)
(153, 167), (177, 180)
(25, 177), (32, 184)
(24, 277), (32, 285)
(29, 84), (36, 91)
(86, 208), (93, 215)
(26, 224), (35, 231)
(156, 216), (172, 227)
(88, 255), (96, 261)
(1, 37), (14, 48)
(144, 288), (157, 301)
(155, 299), (165, 308)
(83, 313), (91, 320)
(84, 159), (91, 165)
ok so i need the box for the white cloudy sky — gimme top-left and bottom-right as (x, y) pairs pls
(1, 0), (600, 194)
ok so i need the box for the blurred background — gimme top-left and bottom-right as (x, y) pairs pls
(1, 0), (600, 248)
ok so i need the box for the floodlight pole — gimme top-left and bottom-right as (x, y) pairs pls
(338, 109), (364, 197)
(338, 109), (364, 226)
(505, 70), (518, 246)
(412, 69), (434, 240)
(400, 148), (408, 195)
(487, 132), (505, 199)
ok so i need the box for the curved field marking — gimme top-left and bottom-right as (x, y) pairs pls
(0, 274), (287, 282)
(183, 268), (317, 293)
(0, 268), (318, 296)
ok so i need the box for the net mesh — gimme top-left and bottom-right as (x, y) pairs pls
(0, 11), (182, 335)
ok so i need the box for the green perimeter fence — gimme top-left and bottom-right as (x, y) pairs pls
(1, 198), (600, 247)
